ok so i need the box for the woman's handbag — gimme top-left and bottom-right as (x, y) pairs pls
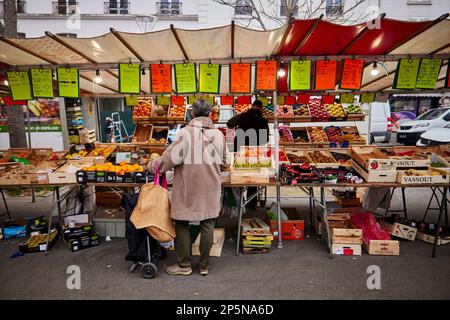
(130, 166), (175, 243)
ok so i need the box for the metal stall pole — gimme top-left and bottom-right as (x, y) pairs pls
(0, 188), (11, 220)
(367, 100), (372, 145)
(26, 107), (36, 203)
(235, 187), (245, 256)
(273, 90), (283, 249)
(432, 187), (448, 258)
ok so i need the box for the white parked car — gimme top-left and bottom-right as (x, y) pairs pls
(397, 107), (450, 145)
(370, 102), (392, 143)
(417, 124), (450, 146)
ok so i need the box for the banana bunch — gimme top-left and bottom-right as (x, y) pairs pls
(28, 100), (43, 117)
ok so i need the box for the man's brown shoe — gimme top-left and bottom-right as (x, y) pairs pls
(165, 264), (192, 276)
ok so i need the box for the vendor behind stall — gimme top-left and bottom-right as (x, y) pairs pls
(148, 99), (227, 277)
(227, 99), (270, 209)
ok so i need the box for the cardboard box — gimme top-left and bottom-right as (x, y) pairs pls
(379, 220), (418, 241)
(19, 230), (58, 253)
(63, 223), (95, 241)
(363, 239), (400, 256)
(93, 208), (125, 238)
(331, 243), (361, 256)
(65, 234), (100, 252)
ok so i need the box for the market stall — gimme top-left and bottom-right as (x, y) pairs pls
(0, 15), (450, 258)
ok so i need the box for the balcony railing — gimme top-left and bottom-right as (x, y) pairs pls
(104, 2), (130, 14)
(52, 2), (79, 15)
(156, 2), (182, 16)
(326, 5), (344, 16)
(0, 1), (27, 16)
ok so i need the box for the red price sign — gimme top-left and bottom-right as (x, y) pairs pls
(340, 59), (364, 90)
(151, 64), (172, 93)
(256, 60), (277, 91)
(171, 95), (185, 106)
(322, 95), (335, 104)
(297, 94), (310, 104)
(237, 95), (251, 105)
(221, 95), (234, 105)
(315, 60), (337, 90)
(230, 63), (251, 93)
(285, 96), (296, 105)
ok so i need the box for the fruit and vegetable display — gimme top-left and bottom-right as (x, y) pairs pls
(401, 169), (442, 177)
(150, 127), (169, 145)
(262, 105), (274, 119)
(234, 104), (251, 114)
(27, 149), (53, 164)
(277, 105), (294, 118)
(88, 146), (116, 158)
(431, 162), (446, 168)
(232, 154), (272, 169)
(280, 163), (322, 185)
(153, 105), (169, 117)
(345, 104), (363, 114)
(341, 127), (366, 144)
(286, 153), (309, 164)
(168, 105), (186, 119)
(314, 168), (363, 184)
(209, 105), (220, 122)
(81, 162), (144, 174)
(291, 129), (309, 143)
(279, 127), (293, 143)
(292, 104), (310, 117)
(331, 152), (352, 165)
(308, 100), (328, 121)
(324, 126), (344, 143)
(28, 99), (60, 119)
(325, 103), (345, 118)
(133, 100), (152, 118)
(65, 150), (88, 159)
(308, 127), (328, 143)
(307, 151), (336, 164)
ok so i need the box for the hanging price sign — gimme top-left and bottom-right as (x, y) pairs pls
(416, 59), (442, 89)
(276, 96), (285, 105)
(174, 63), (197, 94)
(57, 67), (80, 98)
(285, 96), (296, 105)
(221, 95), (234, 105)
(393, 59), (420, 89)
(360, 93), (376, 104)
(321, 95), (335, 105)
(156, 96), (170, 106)
(297, 94), (310, 104)
(119, 63), (141, 94)
(7, 71), (32, 100)
(125, 96), (138, 106)
(237, 95), (251, 105)
(30, 68), (54, 98)
(289, 60), (311, 91)
(315, 60), (337, 90)
(171, 95), (185, 106)
(340, 59), (364, 90)
(151, 64), (172, 94)
(255, 60), (277, 91)
(258, 97), (269, 107)
(230, 63), (251, 93)
(199, 63), (221, 93)
(340, 93), (354, 104)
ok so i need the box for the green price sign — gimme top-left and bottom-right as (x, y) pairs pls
(156, 96), (170, 105)
(416, 59), (442, 89)
(340, 93), (354, 104)
(258, 97), (269, 107)
(188, 95), (199, 104)
(393, 59), (420, 89)
(57, 67), (80, 98)
(0, 125), (9, 133)
(175, 63), (197, 94)
(276, 96), (285, 105)
(360, 93), (375, 104)
(289, 60), (311, 91)
(199, 63), (221, 94)
(30, 68), (54, 98)
(119, 64), (141, 94)
(125, 96), (138, 106)
(7, 71), (32, 100)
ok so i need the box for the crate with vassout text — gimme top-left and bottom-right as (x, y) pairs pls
(396, 168), (449, 185)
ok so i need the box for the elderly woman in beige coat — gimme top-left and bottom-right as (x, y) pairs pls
(148, 99), (227, 276)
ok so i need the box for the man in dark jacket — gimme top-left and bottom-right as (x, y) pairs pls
(227, 100), (270, 209)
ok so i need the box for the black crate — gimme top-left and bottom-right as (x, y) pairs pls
(94, 171), (106, 183)
(105, 172), (116, 183)
(19, 231), (58, 254)
(134, 171), (153, 183)
(65, 234), (100, 252)
(76, 171), (86, 184)
(116, 172), (134, 183)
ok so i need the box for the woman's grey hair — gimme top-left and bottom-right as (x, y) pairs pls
(192, 99), (212, 117)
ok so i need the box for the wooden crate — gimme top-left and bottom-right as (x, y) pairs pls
(242, 247), (270, 254)
(331, 228), (363, 244)
(78, 129), (96, 144)
(230, 169), (270, 184)
(192, 228), (225, 257)
(307, 126), (329, 144)
(26, 148), (54, 165)
(306, 149), (338, 168)
(241, 218), (271, 236)
(379, 220), (418, 241)
(132, 123), (153, 144)
(330, 148), (352, 166)
(48, 160), (94, 184)
(438, 145), (450, 161)
(378, 146), (431, 168)
(340, 126), (366, 145)
(290, 127), (310, 144)
(396, 168), (449, 184)
(363, 239), (400, 256)
(148, 126), (169, 146)
(350, 146), (393, 171)
(416, 232), (450, 246)
(20, 160), (66, 185)
(351, 160), (397, 183)
(332, 243), (362, 256)
(167, 105), (186, 121)
(284, 149), (309, 165)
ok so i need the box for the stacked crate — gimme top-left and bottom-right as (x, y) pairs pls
(241, 218), (273, 254)
(327, 213), (363, 256)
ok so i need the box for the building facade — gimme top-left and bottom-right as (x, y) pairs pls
(3, 0), (447, 39)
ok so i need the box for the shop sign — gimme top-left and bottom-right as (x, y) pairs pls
(315, 60), (337, 90)
(174, 63), (197, 94)
(416, 59), (442, 89)
(230, 63), (251, 93)
(30, 68), (54, 98)
(119, 63), (141, 94)
(289, 60), (311, 91)
(57, 67), (80, 98)
(150, 64), (172, 94)
(255, 60), (277, 91)
(340, 59), (364, 90)
(199, 63), (221, 94)
(7, 71), (32, 100)
(393, 59), (420, 89)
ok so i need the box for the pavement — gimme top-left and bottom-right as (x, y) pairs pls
(0, 186), (449, 300)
